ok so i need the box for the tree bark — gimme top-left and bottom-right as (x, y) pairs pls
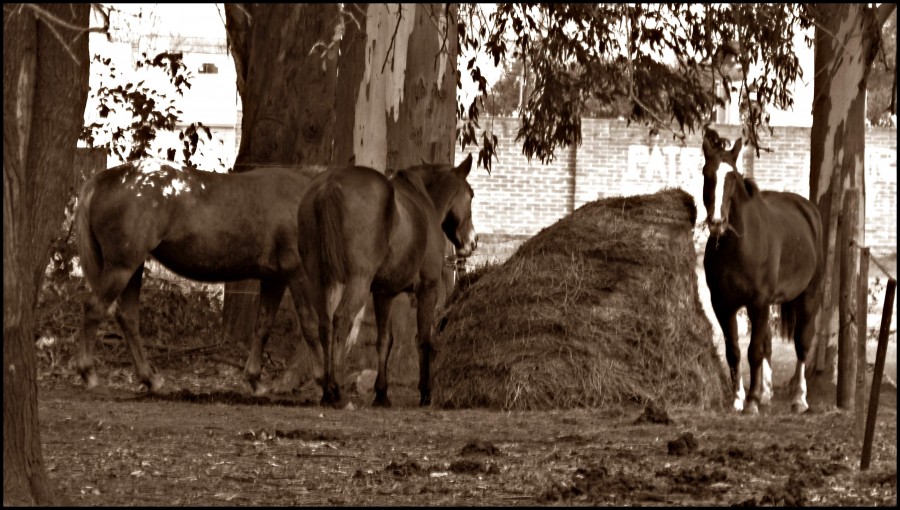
(3, 3), (90, 505)
(807, 3), (894, 402)
(222, 4), (340, 343)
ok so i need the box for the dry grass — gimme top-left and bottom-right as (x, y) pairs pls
(433, 188), (730, 411)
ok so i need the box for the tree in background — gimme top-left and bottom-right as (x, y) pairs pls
(4, 3), (91, 504)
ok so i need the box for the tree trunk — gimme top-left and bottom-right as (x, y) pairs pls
(337, 4), (461, 383)
(807, 3), (894, 403)
(222, 4), (340, 344)
(3, 4), (90, 505)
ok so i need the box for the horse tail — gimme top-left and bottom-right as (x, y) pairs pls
(778, 301), (797, 342)
(314, 181), (347, 284)
(75, 179), (102, 291)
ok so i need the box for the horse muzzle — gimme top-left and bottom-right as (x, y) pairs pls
(707, 220), (726, 237)
(455, 233), (478, 258)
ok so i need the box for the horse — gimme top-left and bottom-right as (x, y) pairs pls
(700, 129), (824, 414)
(74, 158), (327, 395)
(297, 154), (477, 408)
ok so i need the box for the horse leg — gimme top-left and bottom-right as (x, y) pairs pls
(788, 296), (817, 414)
(415, 280), (438, 406)
(75, 266), (142, 390)
(372, 292), (395, 407)
(244, 279), (287, 396)
(745, 305), (772, 415)
(712, 301), (743, 412)
(271, 274), (324, 394)
(325, 277), (370, 409)
(114, 263), (164, 393)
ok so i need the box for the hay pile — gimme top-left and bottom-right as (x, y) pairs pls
(432, 188), (730, 411)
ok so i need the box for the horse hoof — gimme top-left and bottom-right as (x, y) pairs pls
(791, 403), (809, 414)
(372, 395), (392, 408)
(147, 374), (165, 394)
(742, 401), (759, 415)
(252, 384), (270, 397)
(82, 371), (100, 391)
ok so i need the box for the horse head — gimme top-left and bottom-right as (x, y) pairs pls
(441, 153), (478, 257)
(701, 133), (745, 236)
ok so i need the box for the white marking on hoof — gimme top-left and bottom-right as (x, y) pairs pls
(791, 402), (809, 414)
(342, 401), (356, 411)
(146, 374), (165, 394)
(732, 378), (746, 412)
(761, 358), (773, 405)
(252, 384), (270, 397)
(790, 361), (809, 413)
(84, 372), (100, 390)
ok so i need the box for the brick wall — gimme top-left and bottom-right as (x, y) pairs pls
(457, 118), (897, 257)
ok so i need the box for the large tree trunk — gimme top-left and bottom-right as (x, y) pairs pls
(3, 4), (90, 505)
(222, 4), (340, 344)
(335, 4), (461, 383)
(807, 3), (895, 403)
(224, 4), (460, 386)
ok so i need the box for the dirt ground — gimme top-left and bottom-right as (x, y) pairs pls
(38, 350), (896, 506)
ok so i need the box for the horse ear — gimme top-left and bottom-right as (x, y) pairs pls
(702, 137), (714, 157)
(730, 138), (743, 160)
(455, 153), (473, 178)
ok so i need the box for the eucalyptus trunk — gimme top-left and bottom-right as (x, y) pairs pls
(807, 3), (895, 403)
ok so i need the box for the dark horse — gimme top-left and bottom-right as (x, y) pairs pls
(297, 154), (477, 408)
(701, 129), (824, 414)
(75, 158), (326, 395)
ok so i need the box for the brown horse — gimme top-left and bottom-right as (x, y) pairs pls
(297, 154), (477, 408)
(75, 158), (326, 395)
(701, 129), (823, 414)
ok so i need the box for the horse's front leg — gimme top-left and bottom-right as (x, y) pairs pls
(415, 280), (438, 406)
(372, 292), (396, 407)
(745, 305), (772, 415)
(712, 301), (744, 412)
(244, 279), (287, 395)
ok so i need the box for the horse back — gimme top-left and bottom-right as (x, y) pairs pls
(84, 160), (316, 281)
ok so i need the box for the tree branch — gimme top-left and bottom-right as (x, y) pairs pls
(382, 4), (404, 74)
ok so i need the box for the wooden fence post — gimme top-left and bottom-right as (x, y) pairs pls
(861, 277), (896, 470)
(855, 247), (869, 439)
(837, 189), (859, 409)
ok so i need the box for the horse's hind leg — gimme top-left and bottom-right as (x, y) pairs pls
(75, 266), (141, 390)
(712, 300), (744, 412)
(244, 278), (287, 395)
(745, 305), (772, 415)
(325, 276), (370, 409)
(788, 295), (817, 414)
(415, 279), (439, 407)
(271, 274), (324, 394)
(372, 292), (396, 407)
(115, 263), (163, 393)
